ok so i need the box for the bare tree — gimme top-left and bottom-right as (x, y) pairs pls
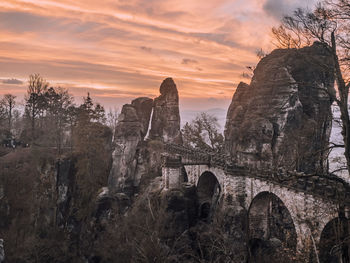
(106, 107), (119, 139)
(272, 1), (350, 175)
(1, 94), (16, 135)
(182, 112), (224, 153)
(25, 74), (49, 142)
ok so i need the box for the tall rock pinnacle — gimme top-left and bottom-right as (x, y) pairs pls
(149, 78), (182, 144)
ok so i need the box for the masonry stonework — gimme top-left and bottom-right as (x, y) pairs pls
(162, 160), (347, 256)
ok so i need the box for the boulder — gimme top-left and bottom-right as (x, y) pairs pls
(224, 42), (335, 173)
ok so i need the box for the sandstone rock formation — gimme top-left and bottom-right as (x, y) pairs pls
(149, 78), (182, 144)
(108, 78), (183, 195)
(108, 98), (153, 194)
(225, 42), (335, 173)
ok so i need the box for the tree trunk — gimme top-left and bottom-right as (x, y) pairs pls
(8, 101), (12, 133)
(32, 102), (35, 143)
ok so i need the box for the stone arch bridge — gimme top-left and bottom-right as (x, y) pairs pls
(162, 143), (350, 261)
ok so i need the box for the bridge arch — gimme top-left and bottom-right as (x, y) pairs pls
(248, 191), (297, 256)
(197, 171), (221, 220)
(319, 217), (350, 263)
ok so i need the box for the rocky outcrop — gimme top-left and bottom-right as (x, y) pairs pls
(161, 184), (198, 239)
(225, 42), (335, 173)
(149, 78), (182, 144)
(108, 78), (183, 195)
(108, 98), (153, 194)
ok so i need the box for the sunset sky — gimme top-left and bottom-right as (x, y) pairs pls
(0, 0), (317, 114)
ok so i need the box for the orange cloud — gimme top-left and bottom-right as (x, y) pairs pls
(0, 0), (317, 110)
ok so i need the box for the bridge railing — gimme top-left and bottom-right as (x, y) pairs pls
(165, 143), (211, 165)
(165, 143), (232, 168)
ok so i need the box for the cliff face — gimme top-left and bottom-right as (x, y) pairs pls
(56, 158), (76, 228)
(224, 42), (335, 173)
(131, 97), (153, 138)
(149, 78), (182, 144)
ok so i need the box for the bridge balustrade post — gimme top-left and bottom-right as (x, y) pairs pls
(161, 154), (183, 190)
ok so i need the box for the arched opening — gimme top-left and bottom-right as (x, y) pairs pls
(196, 171), (221, 221)
(248, 192), (297, 261)
(319, 217), (350, 263)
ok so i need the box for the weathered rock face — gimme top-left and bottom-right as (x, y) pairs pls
(0, 239), (4, 263)
(161, 184), (198, 239)
(56, 157), (76, 228)
(131, 97), (153, 138)
(149, 78), (182, 144)
(0, 184), (9, 230)
(108, 98), (153, 194)
(225, 42), (335, 173)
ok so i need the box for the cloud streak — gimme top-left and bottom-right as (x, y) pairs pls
(1, 78), (23, 85)
(0, 0), (318, 110)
